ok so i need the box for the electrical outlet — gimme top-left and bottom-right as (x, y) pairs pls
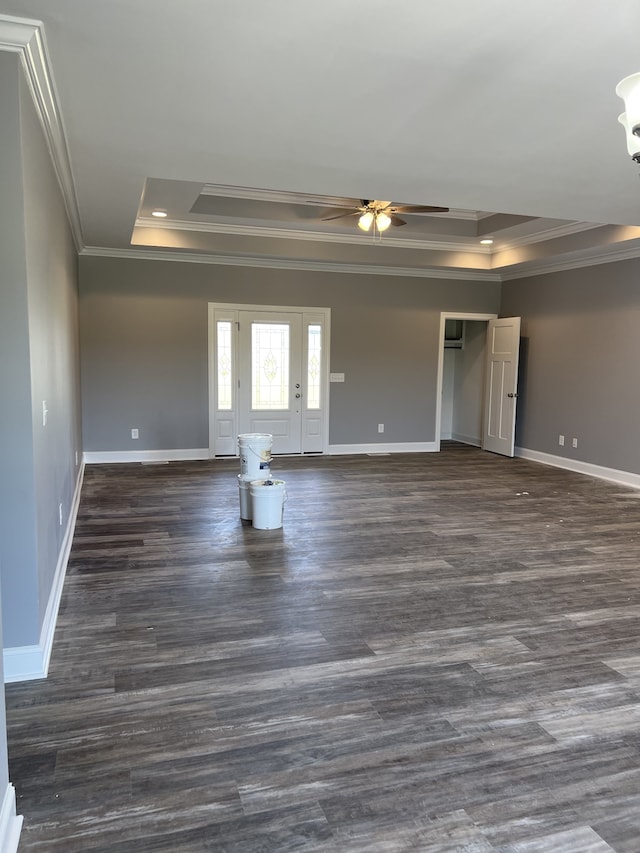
(131, 428), (139, 439)
(558, 434), (565, 446)
(378, 423), (384, 433)
(572, 437), (578, 448)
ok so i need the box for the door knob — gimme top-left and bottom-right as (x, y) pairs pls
(295, 393), (301, 398)
(295, 383), (301, 389)
(507, 392), (518, 398)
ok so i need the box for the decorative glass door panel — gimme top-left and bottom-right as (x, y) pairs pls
(239, 312), (302, 454)
(251, 323), (290, 410)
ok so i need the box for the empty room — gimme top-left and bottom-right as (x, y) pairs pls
(2, 2), (640, 851)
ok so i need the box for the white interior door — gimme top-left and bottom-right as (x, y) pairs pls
(239, 311), (302, 454)
(482, 316), (521, 457)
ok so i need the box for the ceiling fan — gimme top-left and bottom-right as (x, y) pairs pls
(323, 199), (449, 232)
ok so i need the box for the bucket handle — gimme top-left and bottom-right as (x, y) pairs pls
(244, 443), (272, 462)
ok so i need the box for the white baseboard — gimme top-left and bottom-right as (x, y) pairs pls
(3, 463), (85, 683)
(516, 446), (640, 490)
(451, 433), (481, 446)
(0, 782), (22, 853)
(83, 448), (210, 464)
(2, 645), (44, 683)
(329, 441), (438, 455)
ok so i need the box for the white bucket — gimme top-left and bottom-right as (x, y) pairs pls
(238, 433), (273, 480)
(249, 479), (286, 530)
(238, 474), (254, 520)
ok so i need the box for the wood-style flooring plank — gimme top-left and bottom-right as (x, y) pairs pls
(7, 444), (640, 851)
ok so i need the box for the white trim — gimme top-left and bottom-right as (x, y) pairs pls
(329, 442), (438, 455)
(4, 462), (85, 682)
(0, 15), (83, 250)
(0, 784), (22, 853)
(136, 216), (492, 255)
(81, 246), (502, 282)
(83, 448), (210, 464)
(515, 447), (640, 490)
(434, 312), (498, 451)
(140, 215), (603, 255)
(84, 236), (640, 284)
(496, 221), (604, 252)
(500, 240), (640, 280)
(2, 646), (42, 683)
(207, 303), (220, 458)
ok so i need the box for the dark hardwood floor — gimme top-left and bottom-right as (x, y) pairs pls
(7, 444), (640, 851)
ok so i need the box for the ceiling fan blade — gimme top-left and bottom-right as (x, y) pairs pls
(322, 211), (360, 221)
(390, 204), (449, 214)
(390, 215), (406, 227)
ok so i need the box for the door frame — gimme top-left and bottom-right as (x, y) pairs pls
(207, 302), (331, 458)
(434, 311), (498, 451)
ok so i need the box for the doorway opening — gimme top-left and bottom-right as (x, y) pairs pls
(208, 303), (331, 458)
(435, 312), (497, 451)
(435, 312), (522, 457)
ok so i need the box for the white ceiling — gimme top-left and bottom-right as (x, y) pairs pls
(3, 0), (640, 279)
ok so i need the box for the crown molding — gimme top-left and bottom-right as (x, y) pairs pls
(81, 246), (501, 282)
(84, 235), (640, 285)
(136, 215), (605, 258)
(496, 220), (604, 251)
(0, 14), (84, 251)
(500, 240), (640, 280)
(135, 216), (491, 254)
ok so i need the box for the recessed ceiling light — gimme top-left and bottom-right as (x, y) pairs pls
(480, 238), (494, 245)
(151, 209), (168, 218)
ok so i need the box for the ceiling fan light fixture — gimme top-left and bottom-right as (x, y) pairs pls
(358, 211), (374, 231)
(376, 212), (392, 232)
(616, 73), (640, 159)
(618, 113), (640, 161)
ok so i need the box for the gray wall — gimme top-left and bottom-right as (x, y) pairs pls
(0, 55), (39, 647)
(501, 261), (640, 475)
(0, 51), (25, 814)
(0, 53), (82, 648)
(20, 69), (83, 630)
(78, 256), (501, 450)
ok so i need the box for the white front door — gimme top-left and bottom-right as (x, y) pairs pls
(482, 316), (521, 457)
(209, 303), (330, 457)
(238, 311), (302, 454)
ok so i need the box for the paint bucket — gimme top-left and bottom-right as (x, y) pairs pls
(238, 433), (273, 480)
(249, 479), (286, 530)
(237, 474), (254, 520)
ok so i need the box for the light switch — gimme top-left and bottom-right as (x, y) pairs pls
(330, 373), (345, 382)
